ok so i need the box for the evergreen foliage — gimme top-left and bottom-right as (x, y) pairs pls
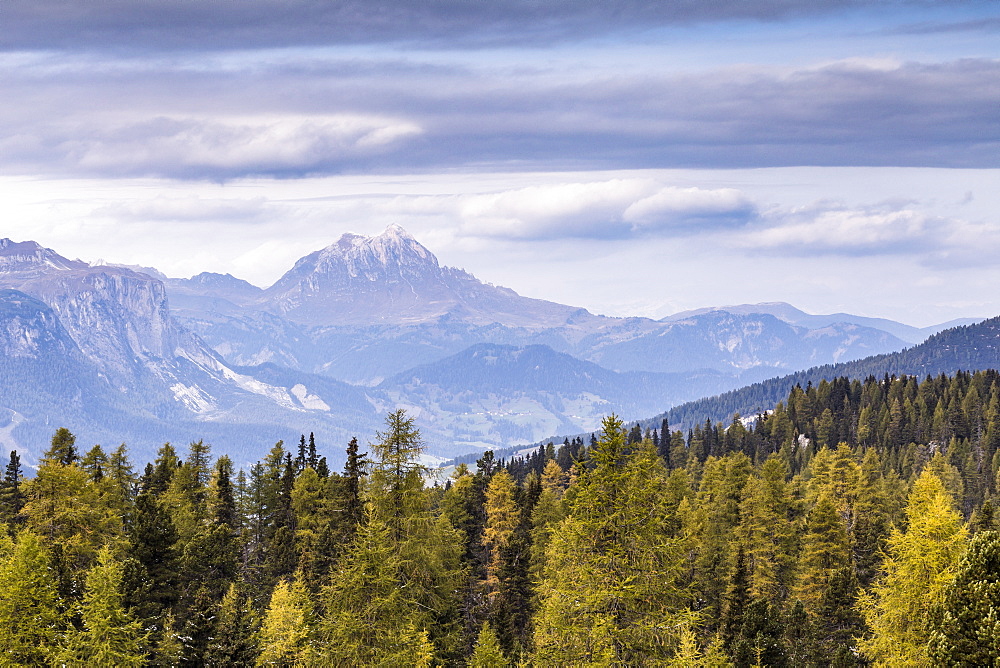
(10, 370), (1000, 666)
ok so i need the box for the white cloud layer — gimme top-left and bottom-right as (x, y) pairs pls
(1, 114), (423, 178)
(743, 204), (937, 254)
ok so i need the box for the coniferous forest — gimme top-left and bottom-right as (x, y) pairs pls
(4, 371), (1000, 665)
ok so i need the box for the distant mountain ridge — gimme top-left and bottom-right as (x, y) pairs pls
(663, 302), (981, 344)
(0, 230), (983, 466)
(171, 226), (914, 384)
(650, 315), (999, 433)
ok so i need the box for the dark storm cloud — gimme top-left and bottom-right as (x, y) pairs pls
(0, 0), (988, 51)
(1, 55), (998, 179)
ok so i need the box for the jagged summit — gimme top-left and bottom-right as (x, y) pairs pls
(303, 224), (438, 280)
(261, 225), (577, 327)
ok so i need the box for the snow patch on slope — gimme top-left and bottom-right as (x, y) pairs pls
(170, 383), (215, 413)
(290, 384), (331, 411)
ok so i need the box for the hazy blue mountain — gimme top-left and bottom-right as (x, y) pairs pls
(581, 310), (906, 374)
(662, 302), (981, 344)
(170, 227), (912, 384)
(0, 240), (378, 465)
(260, 224), (579, 327)
(375, 343), (741, 452)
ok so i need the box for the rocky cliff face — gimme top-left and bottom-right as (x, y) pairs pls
(0, 289), (84, 361)
(0, 240), (380, 464)
(0, 239), (191, 389)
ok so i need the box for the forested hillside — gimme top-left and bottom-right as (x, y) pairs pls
(4, 370), (1000, 665)
(660, 315), (1000, 430)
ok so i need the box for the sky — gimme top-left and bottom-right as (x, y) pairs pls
(1, 0), (999, 327)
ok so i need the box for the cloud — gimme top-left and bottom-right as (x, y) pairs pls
(92, 196), (274, 223)
(735, 197), (1000, 267)
(742, 203), (937, 255)
(0, 114), (422, 179)
(623, 187), (756, 232)
(892, 16), (1000, 35)
(2, 0), (976, 52)
(452, 180), (756, 240)
(2, 53), (999, 178)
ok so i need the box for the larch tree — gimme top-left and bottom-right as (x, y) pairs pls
(483, 468), (519, 594)
(857, 469), (969, 665)
(533, 417), (695, 665)
(469, 622), (509, 668)
(320, 410), (465, 663)
(0, 529), (65, 665)
(255, 576), (318, 667)
(58, 546), (147, 667)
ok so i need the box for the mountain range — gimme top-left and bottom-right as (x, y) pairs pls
(0, 229), (983, 467)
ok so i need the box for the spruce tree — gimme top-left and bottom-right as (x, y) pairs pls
(929, 529), (1000, 665)
(126, 491), (180, 629)
(0, 449), (25, 526)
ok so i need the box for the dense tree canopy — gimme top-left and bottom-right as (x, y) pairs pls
(4, 370), (1000, 664)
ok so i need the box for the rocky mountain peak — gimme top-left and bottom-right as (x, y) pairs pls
(312, 224), (437, 278)
(0, 239), (87, 273)
(259, 225), (580, 327)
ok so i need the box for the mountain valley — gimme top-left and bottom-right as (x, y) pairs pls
(0, 229), (982, 466)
